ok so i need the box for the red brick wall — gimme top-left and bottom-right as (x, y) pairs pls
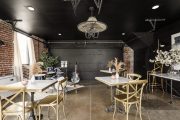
(0, 20), (47, 77)
(123, 46), (134, 73)
(22, 36), (47, 79)
(31, 35), (47, 61)
(0, 20), (14, 76)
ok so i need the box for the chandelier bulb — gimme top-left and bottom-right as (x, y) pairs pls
(89, 7), (94, 16)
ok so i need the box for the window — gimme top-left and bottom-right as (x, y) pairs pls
(17, 32), (30, 64)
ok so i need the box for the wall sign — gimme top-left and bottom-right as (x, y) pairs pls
(171, 32), (180, 49)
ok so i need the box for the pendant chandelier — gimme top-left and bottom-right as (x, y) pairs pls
(77, 7), (107, 39)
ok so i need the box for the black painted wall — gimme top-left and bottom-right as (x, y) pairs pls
(50, 48), (123, 83)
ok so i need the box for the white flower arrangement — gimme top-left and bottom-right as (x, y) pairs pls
(149, 49), (180, 67)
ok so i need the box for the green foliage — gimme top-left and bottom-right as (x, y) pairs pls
(39, 51), (59, 69)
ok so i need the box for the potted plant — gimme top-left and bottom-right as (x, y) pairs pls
(39, 51), (59, 72)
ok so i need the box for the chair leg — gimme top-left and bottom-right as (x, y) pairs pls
(38, 106), (42, 120)
(126, 104), (129, 120)
(135, 103), (139, 112)
(3, 115), (6, 120)
(47, 106), (50, 118)
(56, 105), (59, 120)
(51, 106), (57, 120)
(139, 102), (142, 120)
(152, 76), (155, 93)
(113, 100), (117, 120)
(161, 78), (165, 93)
(34, 108), (38, 120)
(123, 103), (127, 113)
(19, 115), (23, 120)
(62, 101), (67, 119)
(135, 104), (139, 120)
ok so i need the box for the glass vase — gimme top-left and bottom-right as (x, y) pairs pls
(115, 72), (119, 79)
(108, 67), (111, 72)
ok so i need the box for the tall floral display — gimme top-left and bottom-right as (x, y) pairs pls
(150, 49), (180, 73)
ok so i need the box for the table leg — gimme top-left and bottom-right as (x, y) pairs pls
(166, 79), (168, 92)
(148, 74), (150, 92)
(105, 86), (123, 113)
(110, 86), (113, 102)
(74, 84), (78, 94)
(169, 80), (173, 104)
(29, 92), (36, 120)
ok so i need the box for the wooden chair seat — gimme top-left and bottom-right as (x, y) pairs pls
(37, 94), (63, 105)
(116, 86), (139, 94)
(3, 102), (32, 114)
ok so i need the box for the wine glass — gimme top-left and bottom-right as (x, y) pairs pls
(21, 78), (29, 86)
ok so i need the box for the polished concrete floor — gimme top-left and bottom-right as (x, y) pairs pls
(42, 83), (180, 120)
(5, 83), (180, 120)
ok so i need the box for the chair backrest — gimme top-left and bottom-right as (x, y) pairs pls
(123, 80), (147, 103)
(152, 62), (163, 73)
(127, 73), (142, 80)
(0, 86), (26, 119)
(56, 77), (68, 103)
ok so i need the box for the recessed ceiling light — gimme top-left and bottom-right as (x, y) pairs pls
(122, 33), (125, 36)
(152, 5), (159, 10)
(160, 44), (165, 47)
(58, 33), (62, 36)
(27, 6), (35, 11)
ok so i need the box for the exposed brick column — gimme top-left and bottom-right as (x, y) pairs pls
(123, 46), (134, 73)
(0, 20), (14, 76)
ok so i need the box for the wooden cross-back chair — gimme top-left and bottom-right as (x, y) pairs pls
(147, 62), (164, 92)
(113, 80), (148, 120)
(36, 77), (67, 120)
(0, 86), (32, 120)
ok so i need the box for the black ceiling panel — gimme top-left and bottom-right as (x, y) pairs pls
(0, 0), (180, 41)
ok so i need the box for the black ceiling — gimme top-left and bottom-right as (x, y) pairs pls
(0, 0), (180, 41)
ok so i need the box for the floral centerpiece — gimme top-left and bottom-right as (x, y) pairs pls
(113, 57), (124, 78)
(150, 48), (180, 73)
(29, 62), (43, 82)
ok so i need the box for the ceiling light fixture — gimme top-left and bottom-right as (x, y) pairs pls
(145, 18), (165, 31)
(58, 33), (62, 36)
(77, 7), (107, 39)
(27, 6), (35, 11)
(122, 33), (125, 36)
(152, 5), (159, 10)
